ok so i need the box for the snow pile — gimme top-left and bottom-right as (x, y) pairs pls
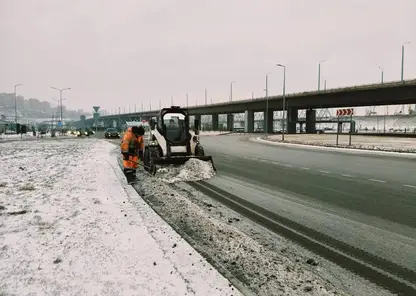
(0, 138), (238, 296)
(262, 135), (416, 153)
(156, 158), (216, 183)
(133, 175), (348, 296)
(199, 131), (230, 136)
(0, 133), (35, 140)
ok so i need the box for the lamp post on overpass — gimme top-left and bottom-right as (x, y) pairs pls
(318, 60), (326, 91)
(264, 73), (271, 137)
(230, 81), (236, 102)
(277, 63), (286, 141)
(378, 66), (384, 84)
(401, 42), (410, 83)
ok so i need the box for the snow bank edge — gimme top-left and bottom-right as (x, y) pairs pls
(251, 137), (416, 158)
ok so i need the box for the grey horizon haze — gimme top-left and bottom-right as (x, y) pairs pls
(1, 0), (415, 115)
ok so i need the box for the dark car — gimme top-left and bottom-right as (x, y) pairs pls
(105, 128), (120, 139)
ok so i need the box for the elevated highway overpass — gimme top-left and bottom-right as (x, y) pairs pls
(75, 79), (416, 133)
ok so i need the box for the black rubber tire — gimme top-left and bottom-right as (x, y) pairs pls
(143, 147), (150, 171)
(195, 144), (205, 156)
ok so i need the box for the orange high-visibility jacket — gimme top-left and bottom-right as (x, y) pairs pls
(120, 128), (144, 169)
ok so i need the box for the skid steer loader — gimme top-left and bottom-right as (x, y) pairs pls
(143, 106), (216, 175)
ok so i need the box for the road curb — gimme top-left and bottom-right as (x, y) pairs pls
(251, 137), (416, 158)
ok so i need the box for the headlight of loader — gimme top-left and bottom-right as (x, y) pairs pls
(150, 140), (158, 146)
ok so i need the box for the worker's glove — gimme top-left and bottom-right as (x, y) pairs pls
(122, 153), (130, 160)
(138, 151), (143, 161)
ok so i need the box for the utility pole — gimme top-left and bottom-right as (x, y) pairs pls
(14, 84), (23, 132)
(186, 93), (189, 107)
(401, 42), (410, 83)
(50, 86), (70, 132)
(379, 66), (384, 84)
(230, 81), (236, 101)
(318, 60), (326, 91)
(264, 73), (270, 137)
(277, 63), (286, 140)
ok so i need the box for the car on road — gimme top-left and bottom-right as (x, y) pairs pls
(105, 128), (120, 139)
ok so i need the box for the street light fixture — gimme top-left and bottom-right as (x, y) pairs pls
(230, 81), (236, 102)
(264, 73), (272, 137)
(277, 63), (286, 141)
(14, 84), (23, 129)
(50, 86), (71, 126)
(318, 60), (326, 91)
(378, 66), (384, 84)
(401, 42), (410, 82)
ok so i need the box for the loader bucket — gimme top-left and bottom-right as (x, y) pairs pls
(152, 156), (217, 172)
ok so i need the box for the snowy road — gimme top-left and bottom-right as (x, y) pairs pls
(0, 138), (239, 296)
(198, 135), (416, 295)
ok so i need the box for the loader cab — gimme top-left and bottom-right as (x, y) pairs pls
(156, 107), (191, 145)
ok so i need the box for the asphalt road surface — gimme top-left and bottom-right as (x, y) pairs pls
(200, 135), (416, 281)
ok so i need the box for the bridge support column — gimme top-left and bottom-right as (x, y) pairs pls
(287, 108), (298, 134)
(227, 114), (234, 131)
(305, 109), (316, 133)
(211, 114), (219, 131)
(264, 109), (274, 134)
(194, 114), (201, 130)
(244, 110), (254, 133)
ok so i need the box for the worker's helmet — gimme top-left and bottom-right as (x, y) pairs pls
(132, 125), (145, 136)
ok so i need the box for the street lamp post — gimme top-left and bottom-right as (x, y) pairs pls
(277, 64), (286, 140)
(230, 81), (236, 101)
(318, 60), (326, 91)
(401, 42), (410, 83)
(14, 84), (23, 131)
(264, 73), (271, 137)
(379, 66), (384, 84)
(50, 86), (71, 127)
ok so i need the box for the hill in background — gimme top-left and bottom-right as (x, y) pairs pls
(0, 93), (91, 123)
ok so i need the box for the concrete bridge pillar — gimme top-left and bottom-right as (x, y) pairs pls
(305, 109), (316, 133)
(287, 108), (298, 134)
(244, 110), (254, 133)
(264, 109), (274, 133)
(194, 114), (202, 130)
(227, 113), (234, 131)
(211, 114), (219, 131)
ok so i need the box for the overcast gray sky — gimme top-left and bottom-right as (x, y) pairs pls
(1, 0), (415, 114)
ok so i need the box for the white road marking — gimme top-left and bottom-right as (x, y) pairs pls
(341, 174), (355, 178)
(300, 167), (310, 170)
(283, 164), (293, 167)
(369, 179), (386, 183)
(403, 184), (416, 189)
(318, 170), (330, 174)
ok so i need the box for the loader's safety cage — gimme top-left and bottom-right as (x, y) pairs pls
(153, 107), (192, 146)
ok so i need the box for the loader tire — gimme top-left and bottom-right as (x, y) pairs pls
(195, 144), (205, 157)
(143, 148), (150, 171)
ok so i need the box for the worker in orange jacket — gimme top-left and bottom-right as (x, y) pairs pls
(120, 125), (145, 183)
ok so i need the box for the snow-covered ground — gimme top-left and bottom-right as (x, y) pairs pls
(260, 134), (416, 153)
(130, 162), (350, 296)
(0, 138), (239, 296)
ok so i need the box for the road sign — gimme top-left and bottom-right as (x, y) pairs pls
(336, 108), (354, 116)
(57, 121), (62, 127)
(93, 106), (100, 113)
(80, 115), (86, 120)
(93, 113), (100, 119)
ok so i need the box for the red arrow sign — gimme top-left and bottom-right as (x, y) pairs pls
(336, 108), (354, 116)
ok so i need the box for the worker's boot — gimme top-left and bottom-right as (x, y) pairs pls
(124, 169), (135, 184)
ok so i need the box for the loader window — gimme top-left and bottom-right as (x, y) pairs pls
(163, 112), (187, 144)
